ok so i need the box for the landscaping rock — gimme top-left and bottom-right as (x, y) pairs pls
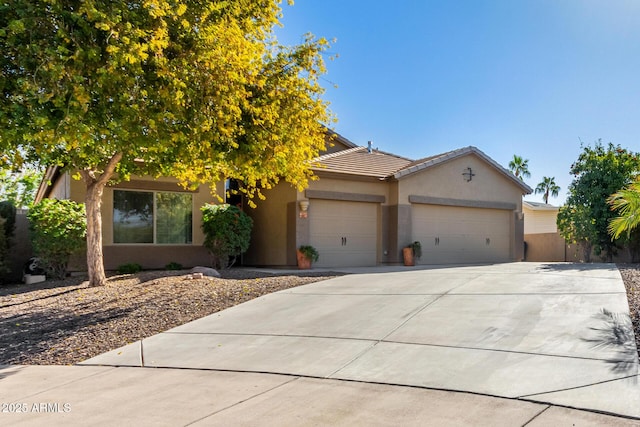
(190, 266), (221, 278)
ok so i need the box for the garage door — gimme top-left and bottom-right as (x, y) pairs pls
(309, 200), (378, 267)
(412, 205), (510, 264)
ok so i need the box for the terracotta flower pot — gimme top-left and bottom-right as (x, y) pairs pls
(403, 247), (414, 266)
(296, 250), (311, 269)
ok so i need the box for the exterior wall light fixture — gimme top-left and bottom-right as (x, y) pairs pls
(299, 200), (309, 218)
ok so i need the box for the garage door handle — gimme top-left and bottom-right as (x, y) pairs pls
(486, 238), (490, 246)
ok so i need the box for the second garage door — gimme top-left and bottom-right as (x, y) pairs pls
(412, 204), (511, 264)
(309, 199), (378, 268)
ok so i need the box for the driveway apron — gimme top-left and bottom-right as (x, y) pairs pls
(82, 262), (640, 418)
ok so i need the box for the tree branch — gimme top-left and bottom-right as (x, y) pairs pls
(77, 152), (123, 188)
(96, 152), (123, 187)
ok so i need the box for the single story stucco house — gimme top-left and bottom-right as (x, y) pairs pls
(35, 132), (532, 270)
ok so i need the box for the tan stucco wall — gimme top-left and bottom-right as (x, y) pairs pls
(244, 183), (297, 266)
(67, 245), (213, 271)
(101, 176), (218, 246)
(101, 245), (212, 270)
(304, 175), (391, 204)
(524, 232), (567, 262)
(398, 154), (523, 209)
(523, 207), (558, 234)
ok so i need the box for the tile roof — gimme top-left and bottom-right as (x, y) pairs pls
(312, 147), (413, 179)
(312, 144), (532, 194)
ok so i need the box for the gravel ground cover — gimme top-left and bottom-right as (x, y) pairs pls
(0, 269), (339, 365)
(616, 264), (640, 360)
(2, 264), (640, 366)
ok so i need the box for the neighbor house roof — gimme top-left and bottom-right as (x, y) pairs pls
(394, 146), (533, 194)
(312, 146), (413, 179)
(34, 165), (62, 203)
(523, 200), (559, 210)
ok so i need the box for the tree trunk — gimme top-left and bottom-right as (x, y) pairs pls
(80, 153), (123, 287)
(85, 180), (107, 286)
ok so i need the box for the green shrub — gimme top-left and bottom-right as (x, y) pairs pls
(0, 201), (16, 245)
(27, 199), (86, 279)
(201, 203), (253, 269)
(117, 263), (142, 274)
(298, 245), (319, 263)
(410, 241), (422, 259)
(165, 262), (183, 271)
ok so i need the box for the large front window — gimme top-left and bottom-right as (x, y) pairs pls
(113, 190), (193, 244)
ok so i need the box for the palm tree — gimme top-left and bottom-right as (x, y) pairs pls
(534, 176), (560, 204)
(508, 155), (531, 180)
(608, 179), (640, 239)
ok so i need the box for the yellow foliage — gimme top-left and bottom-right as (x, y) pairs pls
(2, 0), (334, 207)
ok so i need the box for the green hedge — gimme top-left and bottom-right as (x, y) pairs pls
(28, 199), (86, 279)
(201, 204), (253, 269)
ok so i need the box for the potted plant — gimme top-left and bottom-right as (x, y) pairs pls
(403, 241), (422, 266)
(297, 245), (319, 269)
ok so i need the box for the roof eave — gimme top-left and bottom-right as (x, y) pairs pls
(523, 201), (559, 210)
(312, 169), (389, 182)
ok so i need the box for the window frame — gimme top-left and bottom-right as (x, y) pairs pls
(112, 189), (194, 245)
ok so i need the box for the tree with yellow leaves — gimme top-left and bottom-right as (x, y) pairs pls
(0, 0), (334, 286)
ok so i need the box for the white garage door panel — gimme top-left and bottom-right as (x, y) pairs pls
(310, 200), (377, 268)
(412, 205), (510, 264)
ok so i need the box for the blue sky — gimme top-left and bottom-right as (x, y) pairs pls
(275, 0), (640, 205)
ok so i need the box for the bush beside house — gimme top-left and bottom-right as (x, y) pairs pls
(28, 199), (86, 279)
(201, 204), (253, 269)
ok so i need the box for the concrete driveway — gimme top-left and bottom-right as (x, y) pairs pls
(79, 262), (640, 419)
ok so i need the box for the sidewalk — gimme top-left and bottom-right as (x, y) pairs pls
(1, 365), (637, 426)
